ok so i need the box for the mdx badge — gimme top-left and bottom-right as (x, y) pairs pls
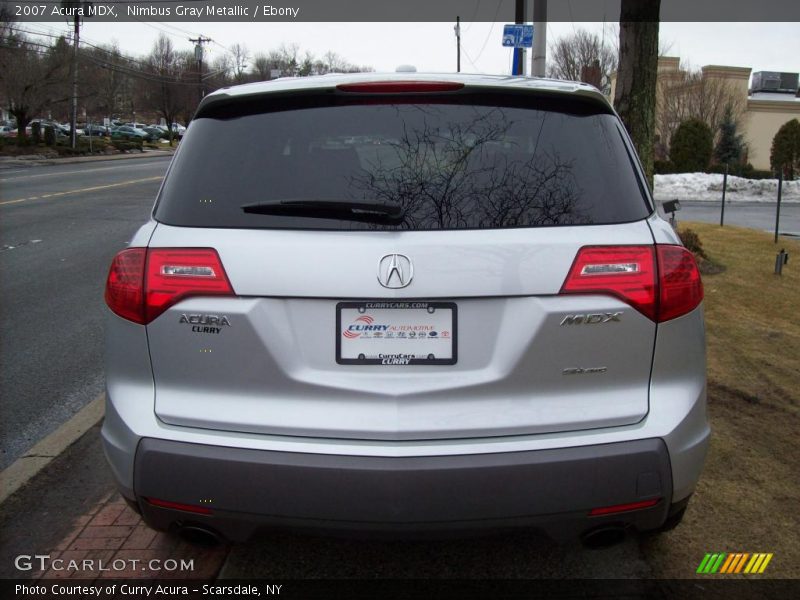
(378, 254), (413, 289)
(560, 312), (622, 326)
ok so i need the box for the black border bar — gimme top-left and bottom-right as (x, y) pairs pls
(4, 0), (800, 22)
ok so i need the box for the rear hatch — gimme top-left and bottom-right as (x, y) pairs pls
(146, 84), (657, 440)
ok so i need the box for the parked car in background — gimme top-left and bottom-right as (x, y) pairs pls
(0, 125), (16, 138)
(142, 126), (168, 140)
(111, 125), (150, 141)
(103, 73), (708, 546)
(84, 124), (111, 137)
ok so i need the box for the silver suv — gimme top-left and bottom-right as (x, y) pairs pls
(102, 73), (708, 544)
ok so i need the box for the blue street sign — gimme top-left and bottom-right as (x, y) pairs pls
(502, 24), (534, 48)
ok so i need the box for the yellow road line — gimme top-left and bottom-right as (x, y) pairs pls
(0, 176), (162, 206)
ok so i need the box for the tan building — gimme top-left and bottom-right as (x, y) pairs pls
(611, 57), (800, 171)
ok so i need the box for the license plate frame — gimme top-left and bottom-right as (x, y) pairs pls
(336, 301), (457, 365)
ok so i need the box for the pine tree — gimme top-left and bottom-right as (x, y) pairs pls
(714, 105), (744, 165)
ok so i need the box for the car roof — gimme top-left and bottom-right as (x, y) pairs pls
(199, 72), (612, 113)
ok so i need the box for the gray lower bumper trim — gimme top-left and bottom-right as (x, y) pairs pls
(134, 438), (671, 524)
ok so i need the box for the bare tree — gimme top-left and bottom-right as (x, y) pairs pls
(547, 29), (617, 92)
(0, 32), (71, 142)
(230, 43), (250, 84)
(656, 66), (746, 160)
(614, 0), (661, 187)
(251, 53), (267, 80)
(142, 34), (190, 143)
(79, 42), (132, 118)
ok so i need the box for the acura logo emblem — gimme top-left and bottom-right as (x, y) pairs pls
(378, 254), (413, 288)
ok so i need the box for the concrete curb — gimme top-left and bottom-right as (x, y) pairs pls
(0, 393), (105, 505)
(0, 150), (174, 168)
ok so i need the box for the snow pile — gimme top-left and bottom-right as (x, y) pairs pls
(653, 173), (800, 203)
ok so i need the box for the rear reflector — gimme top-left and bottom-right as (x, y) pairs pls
(560, 245), (703, 323)
(105, 248), (234, 325)
(588, 498), (661, 516)
(145, 497), (213, 515)
(337, 81), (464, 93)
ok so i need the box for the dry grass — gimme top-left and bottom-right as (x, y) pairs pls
(642, 223), (800, 578)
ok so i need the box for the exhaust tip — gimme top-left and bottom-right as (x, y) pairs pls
(580, 525), (627, 549)
(177, 524), (224, 546)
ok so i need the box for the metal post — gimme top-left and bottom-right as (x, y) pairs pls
(720, 162), (728, 227)
(70, 14), (80, 149)
(455, 16), (461, 73)
(512, 0), (525, 75)
(774, 169), (783, 243)
(532, 0), (547, 77)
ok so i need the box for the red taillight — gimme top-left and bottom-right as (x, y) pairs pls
(336, 81), (464, 93)
(104, 248), (234, 325)
(561, 246), (658, 321)
(105, 248), (146, 324)
(145, 248), (234, 323)
(657, 245), (704, 322)
(588, 498), (661, 516)
(145, 497), (213, 515)
(560, 245), (703, 323)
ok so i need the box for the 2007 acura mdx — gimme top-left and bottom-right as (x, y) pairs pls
(102, 73), (708, 544)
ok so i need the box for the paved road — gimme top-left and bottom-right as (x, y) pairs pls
(0, 156), (171, 469)
(664, 200), (800, 236)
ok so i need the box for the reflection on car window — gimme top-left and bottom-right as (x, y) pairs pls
(156, 99), (648, 230)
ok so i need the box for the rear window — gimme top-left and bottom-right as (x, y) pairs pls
(155, 93), (650, 230)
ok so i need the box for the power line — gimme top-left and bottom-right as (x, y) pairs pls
(465, 0), (505, 68)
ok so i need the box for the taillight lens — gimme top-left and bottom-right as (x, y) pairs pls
(105, 248), (146, 324)
(561, 246), (658, 320)
(657, 245), (704, 322)
(560, 245), (703, 323)
(104, 248), (234, 324)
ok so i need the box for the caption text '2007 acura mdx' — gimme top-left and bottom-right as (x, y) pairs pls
(102, 73), (708, 546)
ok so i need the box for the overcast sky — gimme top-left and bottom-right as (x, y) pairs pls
(18, 21), (800, 79)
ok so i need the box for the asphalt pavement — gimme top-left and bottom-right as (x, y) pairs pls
(0, 156), (171, 469)
(667, 200), (800, 236)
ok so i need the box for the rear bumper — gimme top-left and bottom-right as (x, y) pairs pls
(131, 437), (672, 541)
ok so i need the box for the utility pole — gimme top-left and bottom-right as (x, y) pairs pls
(62, 1), (92, 149)
(189, 36), (212, 105)
(70, 13), (79, 149)
(512, 0), (525, 75)
(532, 0), (547, 77)
(454, 16), (461, 73)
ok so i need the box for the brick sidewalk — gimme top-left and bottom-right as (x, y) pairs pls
(33, 492), (228, 580)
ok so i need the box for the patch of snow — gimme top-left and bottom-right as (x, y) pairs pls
(654, 173), (800, 203)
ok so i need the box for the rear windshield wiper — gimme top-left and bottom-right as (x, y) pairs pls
(240, 199), (405, 225)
